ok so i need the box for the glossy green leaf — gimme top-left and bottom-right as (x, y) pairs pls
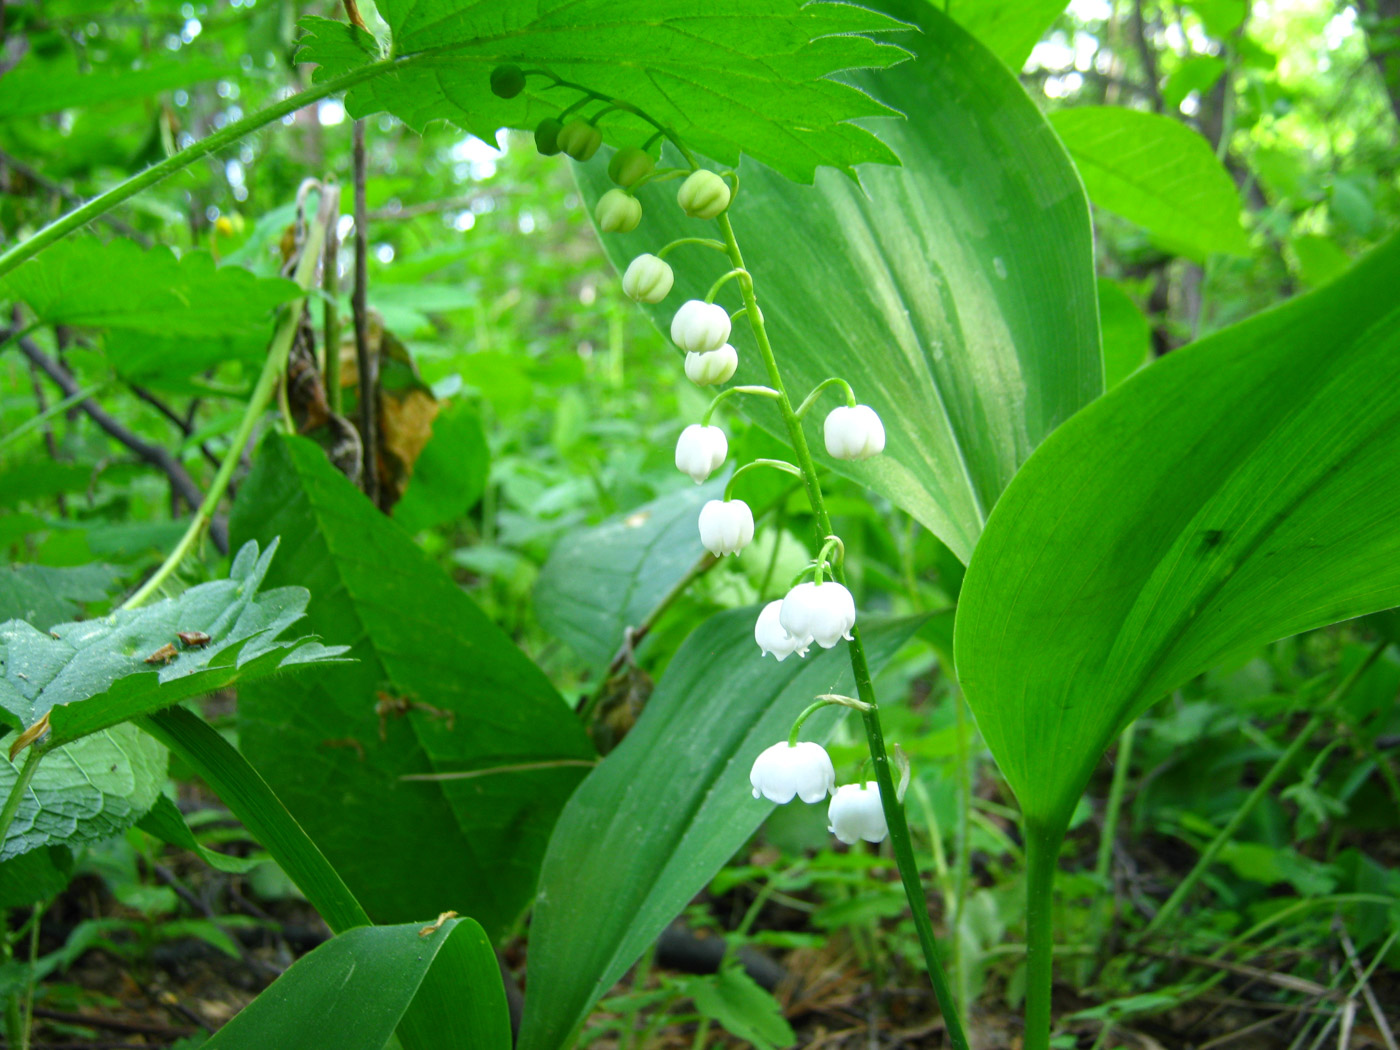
(204, 919), (510, 1050)
(1050, 107), (1251, 260)
(533, 479), (722, 669)
(579, 0), (1100, 564)
(0, 539), (347, 748)
(519, 610), (923, 1050)
(1097, 278), (1151, 390)
(1, 724), (166, 861)
(296, 2), (912, 184)
(951, 0), (1072, 70)
(954, 236), (1400, 838)
(392, 399), (490, 534)
(136, 794), (261, 875)
(230, 432), (595, 939)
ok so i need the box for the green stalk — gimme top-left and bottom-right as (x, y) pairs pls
(1141, 639), (1387, 939)
(0, 750), (44, 857)
(1081, 719), (1137, 983)
(715, 213), (970, 1050)
(1022, 822), (1063, 1050)
(122, 211), (328, 610)
(0, 62), (392, 278)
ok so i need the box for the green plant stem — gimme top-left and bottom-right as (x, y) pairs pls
(1082, 719), (1137, 982)
(715, 212), (970, 1050)
(1023, 822), (1064, 1050)
(0, 749), (44, 855)
(953, 690), (972, 1008)
(121, 210), (328, 610)
(0, 62), (392, 279)
(724, 458), (802, 500)
(1141, 639), (1388, 939)
(793, 376), (857, 419)
(20, 896), (43, 1050)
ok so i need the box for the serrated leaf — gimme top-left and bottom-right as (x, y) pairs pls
(685, 969), (795, 1050)
(1, 724), (166, 861)
(0, 563), (118, 629)
(0, 239), (299, 383)
(0, 539), (348, 748)
(230, 432), (596, 939)
(1051, 107), (1251, 260)
(295, 3), (913, 183)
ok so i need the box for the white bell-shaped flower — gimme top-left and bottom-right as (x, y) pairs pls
(670, 300), (731, 354)
(750, 741), (835, 804)
(828, 782), (888, 844)
(622, 254), (674, 303)
(674, 424), (727, 484)
(754, 600), (810, 661)
(684, 345), (738, 387)
(824, 404), (886, 461)
(779, 580), (855, 649)
(698, 498), (753, 556)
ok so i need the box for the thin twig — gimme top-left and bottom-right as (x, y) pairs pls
(151, 863), (282, 979)
(1336, 921), (1399, 1050)
(30, 1007), (194, 1038)
(351, 118), (378, 505)
(16, 335), (227, 553)
(23, 353), (68, 518)
(129, 384), (223, 472)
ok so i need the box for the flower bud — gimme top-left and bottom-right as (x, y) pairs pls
(698, 498), (754, 556)
(557, 119), (602, 161)
(684, 345), (738, 387)
(608, 147), (654, 188)
(490, 64), (525, 99)
(674, 423), (727, 484)
(670, 300), (731, 354)
(534, 118), (563, 156)
(754, 600), (810, 661)
(595, 189), (642, 234)
(621, 254), (674, 303)
(750, 741), (835, 804)
(828, 782), (888, 844)
(779, 580), (855, 649)
(824, 404), (886, 461)
(677, 169), (731, 219)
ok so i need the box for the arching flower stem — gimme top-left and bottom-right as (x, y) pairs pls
(795, 376), (859, 417)
(724, 459), (803, 502)
(700, 384), (780, 426)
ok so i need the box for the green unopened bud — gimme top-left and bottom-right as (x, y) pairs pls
(607, 148), (654, 188)
(595, 189), (642, 234)
(677, 170), (730, 219)
(557, 119), (603, 161)
(621, 253), (674, 303)
(535, 118), (563, 156)
(490, 65), (525, 99)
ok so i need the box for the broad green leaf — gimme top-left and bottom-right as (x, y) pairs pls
(1097, 278), (1151, 390)
(1050, 107), (1251, 260)
(579, 0), (1100, 564)
(136, 794), (261, 875)
(1290, 234), (1352, 288)
(0, 539), (347, 748)
(204, 919), (510, 1050)
(1, 724), (166, 861)
(0, 239), (298, 382)
(518, 610), (922, 1050)
(392, 399), (490, 534)
(0, 563), (117, 628)
(0, 846), (72, 908)
(0, 55), (228, 119)
(230, 432), (595, 939)
(533, 479), (722, 669)
(1163, 55), (1227, 111)
(950, 0), (1072, 70)
(1188, 0), (1248, 37)
(296, 3), (912, 184)
(954, 236), (1400, 838)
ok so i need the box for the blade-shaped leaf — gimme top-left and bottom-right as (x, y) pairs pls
(136, 794), (261, 875)
(1050, 107), (1251, 260)
(519, 609), (923, 1050)
(954, 235), (1400, 837)
(578, 0), (1101, 564)
(533, 479), (722, 670)
(951, 0), (1073, 70)
(1, 724), (166, 861)
(203, 918), (510, 1050)
(295, 3), (912, 184)
(0, 539), (348, 747)
(230, 432), (595, 939)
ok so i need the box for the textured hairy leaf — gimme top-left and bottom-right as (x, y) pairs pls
(0, 539), (346, 748)
(295, 2), (912, 183)
(580, 0), (1100, 563)
(955, 236), (1400, 838)
(230, 432), (595, 939)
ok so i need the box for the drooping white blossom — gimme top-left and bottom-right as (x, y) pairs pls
(824, 405), (886, 461)
(674, 424), (728, 484)
(622, 254), (674, 303)
(698, 498), (753, 556)
(779, 581), (855, 649)
(684, 345), (738, 387)
(750, 741), (835, 804)
(828, 782), (888, 844)
(754, 600), (810, 661)
(670, 300), (731, 354)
